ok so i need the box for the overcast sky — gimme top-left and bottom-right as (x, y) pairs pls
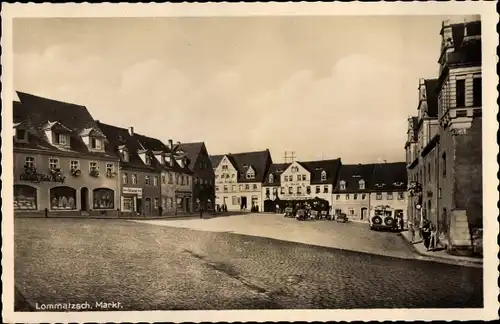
(13, 16), (452, 164)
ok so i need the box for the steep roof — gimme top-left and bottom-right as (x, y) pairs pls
(424, 79), (439, 118)
(262, 163), (290, 186)
(178, 142), (205, 170)
(333, 163), (376, 193)
(210, 155), (224, 169)
(298, 159), (342, 185)
(211, 150), (272, 183)
(14, 92), (118, 160)
(370, 162), (408, 192)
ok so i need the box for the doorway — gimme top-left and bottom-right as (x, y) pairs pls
(80, 187), (88, 211)
(241, 196), (247, 210)
(361, 207), (368, 220)
(144, 198), (152, 216)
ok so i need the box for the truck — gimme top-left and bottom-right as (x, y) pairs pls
(369, 205), (400, 231)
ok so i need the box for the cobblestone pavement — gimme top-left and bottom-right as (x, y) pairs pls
(15, 218), (483, 310)
(134, 213), (424, 261)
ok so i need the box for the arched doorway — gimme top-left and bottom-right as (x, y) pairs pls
(361, 207), (368, 220)
(80, 187), (89, 211)
(144, 198), (152, 216)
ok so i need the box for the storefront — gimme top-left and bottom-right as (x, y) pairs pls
(121, 187), (142, 214)
(175, 190), (192, 213)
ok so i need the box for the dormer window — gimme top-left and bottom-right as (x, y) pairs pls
(119, 147), (129, 163)
(320, 170), (327, 181)
(269, 174), (274, 183)
(145, 154), (151, 166)
(340, 180), (346, 190)
(246, 170), (255, 179)
(359, 180), (365, 190)
(15, 127), (28, 143)
(90, 137), (102, 150)
(393, 181), (404, 187)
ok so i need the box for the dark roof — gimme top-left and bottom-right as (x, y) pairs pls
(298, 159), (342, 185)
(370, 162), (408, 192)
(14, 92), (118, 160)
(211, 150), (272, 183)
(97, 122), (192, 174)
(262, 163), (291, 186)
(178, 142), (205, 170)
(333, 163), (376, 193)
(424, 79), (439, 118)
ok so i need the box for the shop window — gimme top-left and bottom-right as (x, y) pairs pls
(50, 186), (76, 210)
(93, 188), (114, 209)
(122, 197), (134, 212)
(14, 185), (37, 210)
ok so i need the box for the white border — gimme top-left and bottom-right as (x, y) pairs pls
(2, 2), (498, 322)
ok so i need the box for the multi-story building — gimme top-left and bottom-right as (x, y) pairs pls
(13, 92), (120, 216)
(369, 162), (408, 220)
(178, 142), (215, 212)
(405, 116), (419, 224)
(275, 159), (342, 208)
(436, 16), (482, 253)
(98, 122), (163, 216)
(332, 163), (376, 221)
(211, 150), (272, 211)
(261, 163), (288, 212)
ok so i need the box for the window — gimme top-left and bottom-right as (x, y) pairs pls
(297, 175), (301, 181)
(246, 171), (255, 179)
(398, 192), (405, 200)
(153, 176), (158, 186)
(288, 187), (293, 194)
(456, 109), (467, 118)
(162, 175), (166, 184)
(359, 180), (365, 190)
(323, 186), (328, 193)
(302, 175), (307, 181)
(361, 194), (366, 200)
(89, 161), (98, 172)
(281, 187), (285, 194)
(321, 171), (327, 181)
(14, 185), (37, 210)
(25, 156), (35, 168)
(122, 172), (128, 185)
(90, 137), (101, 150)
(336, 195), (340, 200)
(122, 150), (129, 162)
(269, 174), (274, 183)
(49, 158), (59, 170)
(340, 181), (346, 190)
(16, 129), (27, 141)
(222, 165), (228, 170)
(306, 186), (311, 194)
(93, 188), (114, 209)
(168, 173), (173, 184)
(456, 79), (465, 108)
(316, 186), (320, 194)
(223, 185), (228, 192)
(353, 194), (358, 200)
(245, 184), (250, 190)
(387, 192), (393, 200)
(70, 160), (80, 172)
(145, 176), (151, 185)
(348, 208), (355, 216)
(345, 194), (350, 200)
(145, 155), (151, 165)
(57, 133), (67, 145)
(442, 153), (447, 177)
(50, 186), (76, 210)
(181, 176), (185, 185)
(297, 186), (302, 194)
(473, 77), (482, 106)
(215, 186), (219, 192)
(253, 184), (258, 190)
(176, 174), (180, 184)
(239, 185), (244, 191)
(132, 174), (138, 184)
(106, 163), (114, 176)
(152, 197), (159, 209)
(232, 196), (238, 205)
(230, 185), (235, 192)
(265, 188), (270, 197)
(284, 176), (289, 182)
(376, 192), (382, 200)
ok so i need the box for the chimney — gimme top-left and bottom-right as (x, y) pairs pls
(168, 139), (173, 147)
(128, 127), (134, 136)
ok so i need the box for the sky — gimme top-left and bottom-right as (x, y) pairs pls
(13, 16), (452, 164)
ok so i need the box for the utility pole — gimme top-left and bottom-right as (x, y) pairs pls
(283, 151), (296, 163)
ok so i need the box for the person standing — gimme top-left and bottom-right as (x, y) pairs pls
(421, 219), (432, 251)
(199, 206), (204, 219)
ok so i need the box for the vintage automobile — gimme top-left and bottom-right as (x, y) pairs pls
(369, 205), (398, 231)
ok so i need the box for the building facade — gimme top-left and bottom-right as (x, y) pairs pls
(436, 16), (482, 253)
(98, 123), (163, 216)
(212, 150), (272, 212)
(261, 163), (288, 212)
(369, 162), (408, 221)
(179, 142), (215, 212)
(405, 116), (419, 224)
(13, 92), (120, 216)
(332, 163), (375, 221)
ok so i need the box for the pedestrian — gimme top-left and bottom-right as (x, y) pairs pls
(421, 219), (432, 251)
(399, 216), (404, 231)
(408, 221), (415, 243)
(199, 206), (204, 219)
(429, 222), (437, 251)
(275, 203), (280, 214)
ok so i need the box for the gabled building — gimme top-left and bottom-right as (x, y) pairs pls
(178, 142), (215, 212)
(97, 123), (163, 216)
(13, 92), (120, 215)
(332, 163), (376, 221)
(276, 159), (342, 207)
(261, 163), (289, 211)
(369, 162), (408, 219)
(211, 149), (272, 211)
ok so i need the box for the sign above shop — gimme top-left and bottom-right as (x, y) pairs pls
(19, 167), (65, 184)
(123, 187), (142, 198)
